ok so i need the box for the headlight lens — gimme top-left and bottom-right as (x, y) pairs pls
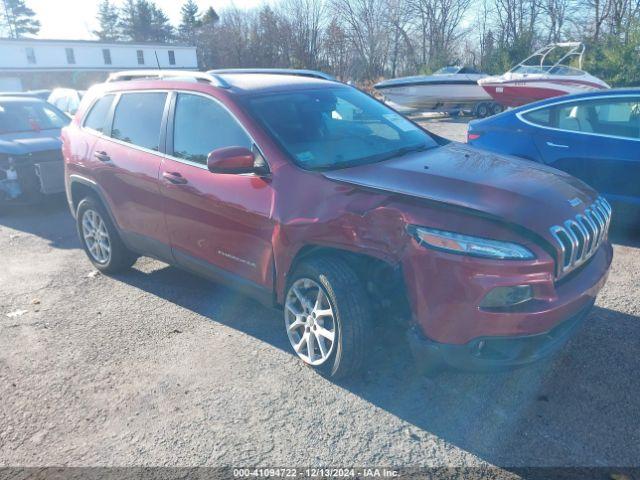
(410, 226), (535, 260)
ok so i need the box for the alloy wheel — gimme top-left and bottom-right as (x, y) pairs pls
(81, 209), (111, 264)
(284, 278), (336, 366)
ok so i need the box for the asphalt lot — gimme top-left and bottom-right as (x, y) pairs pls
(1, 119), (639, 476)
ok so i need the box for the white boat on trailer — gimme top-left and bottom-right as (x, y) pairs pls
(373, 66), (501, 118)
(478, 42), (610, 107)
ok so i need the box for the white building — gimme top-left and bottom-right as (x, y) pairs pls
(0, 38), (198, 91)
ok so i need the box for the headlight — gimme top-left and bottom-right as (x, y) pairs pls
(409, 226), (535, 260)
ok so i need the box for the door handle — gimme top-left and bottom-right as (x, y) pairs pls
(162, 171), (188, 185)
(546, 142), (569, 149)
(94, 151), (111, 162)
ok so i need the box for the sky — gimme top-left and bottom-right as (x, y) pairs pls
(28, 0), (264, 40)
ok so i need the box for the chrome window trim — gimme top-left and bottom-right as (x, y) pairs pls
(80, 88), (268, 172)
(516, 93), (640, 143)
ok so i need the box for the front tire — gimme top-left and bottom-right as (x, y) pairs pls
(284, 257), (371, 379)
(475, 103), (490, 118)
(76, 197), (137, 273)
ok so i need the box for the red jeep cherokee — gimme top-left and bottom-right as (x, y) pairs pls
(62, 70), (613, 378)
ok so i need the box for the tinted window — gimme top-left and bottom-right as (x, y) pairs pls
(111, 92), (167, 150)
(522, 108), (552, 127)
(168, 50), (175, 65)
(245, 87), (438, 170)
(84, 95), (114, 133)
(553, 97), (640, 139)
(0, 101), (70, 134)
(173, 93), (251, 165)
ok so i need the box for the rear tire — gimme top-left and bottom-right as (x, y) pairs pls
(491, 103), (504, 115)
(76, 196), (137, 273)
(284, 256), (371, 379)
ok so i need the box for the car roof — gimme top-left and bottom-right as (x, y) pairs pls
(103, 70), (342, 96)
(208, 68), (336, 81)
(216, 73), (340, 94)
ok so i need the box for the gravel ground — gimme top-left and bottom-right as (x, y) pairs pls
(1, 120), (639, 476)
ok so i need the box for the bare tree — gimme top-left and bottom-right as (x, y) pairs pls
(280, 0), (326, 69)
(385, 0), (416, 76)
(542, 0), (572, 42)
(409, 0), (472, 70)
(322, 18), (351, 79)
(330, 0), (392, 80)
(583, 0), (612, 40)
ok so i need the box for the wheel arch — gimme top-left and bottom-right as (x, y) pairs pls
(279, 244), (411, 323)
(68, 175), (119, 228)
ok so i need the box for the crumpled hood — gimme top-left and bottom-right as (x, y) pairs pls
(323, 142), (598, 239)
(0, 129), (63, 156)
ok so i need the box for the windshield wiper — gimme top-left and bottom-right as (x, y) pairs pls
(315, 142), (433, 171)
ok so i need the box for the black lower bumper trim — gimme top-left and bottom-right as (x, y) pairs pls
(408, 301), (594, 372)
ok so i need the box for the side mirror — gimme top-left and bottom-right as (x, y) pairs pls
(207, 146), (256, 174)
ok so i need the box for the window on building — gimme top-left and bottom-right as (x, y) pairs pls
(172, 93), (252, 164)
(65, 48), (76, 64)
(136, 49), (144, 65)
(111, 92), (167, 150)
(102, 49), (112, 65)
(25, 47), (36, 64)
(168, 50), (176, 65)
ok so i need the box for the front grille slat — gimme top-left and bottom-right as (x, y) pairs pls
(549, 196), (612, 277)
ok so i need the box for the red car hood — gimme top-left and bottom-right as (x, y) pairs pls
(322, 142), (598, 238)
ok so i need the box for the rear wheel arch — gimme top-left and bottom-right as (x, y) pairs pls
(69, 177), (118, 226)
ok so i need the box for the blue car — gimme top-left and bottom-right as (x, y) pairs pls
(0, 96), (70, 206)
(468, 89), (640, 226)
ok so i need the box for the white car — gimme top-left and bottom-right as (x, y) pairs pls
(47, 88), (85, 116)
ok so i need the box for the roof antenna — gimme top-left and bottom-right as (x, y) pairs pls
(154, 50), (161, 70)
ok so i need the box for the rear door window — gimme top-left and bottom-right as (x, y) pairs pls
(111, 92), (167, 151)
(83, 95), (114, 133)
(171, 93), (251, 165)
(591, 98), (640, 139)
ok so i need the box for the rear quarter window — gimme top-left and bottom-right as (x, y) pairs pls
(522, 108), (553, 127)
(83, 95), (114, 133)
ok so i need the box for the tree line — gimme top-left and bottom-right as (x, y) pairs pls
(3, 0), (640, 86)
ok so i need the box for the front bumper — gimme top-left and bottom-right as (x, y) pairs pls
(0, 156), (64, 203)
(402, 237), (612, 345)
(407, 300), (593, 371)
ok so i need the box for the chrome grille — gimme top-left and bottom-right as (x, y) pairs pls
(549, 196), (612, 277)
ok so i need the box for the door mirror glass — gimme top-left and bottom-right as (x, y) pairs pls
(207, 146), (255, 174)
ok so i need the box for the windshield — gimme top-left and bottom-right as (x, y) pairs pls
(244, 87), (438, 170)
(434, 66), (461, 75)
(0, 101), (69, 134)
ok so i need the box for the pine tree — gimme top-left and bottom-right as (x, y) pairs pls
(134, 0), (154, 41)
(201, 6), (219, 25)
(149, 3), (173, 43)
(94, 0), (120, 41)
(196, 7), (219, 68)
(119, 0), (173, 43)
(178, 0), (201, 44)
(1, 0), (40, 38)
(118, 0), (137, 41)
